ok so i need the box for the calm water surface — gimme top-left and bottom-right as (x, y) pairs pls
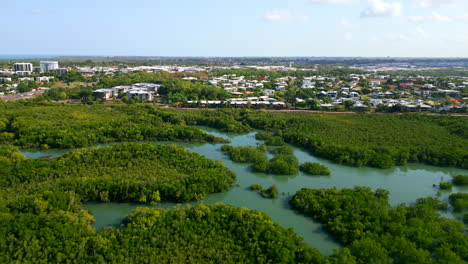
(22, 127), (468, 255)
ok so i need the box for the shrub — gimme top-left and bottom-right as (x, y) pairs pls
(300, 162), (331, 176)
(449, 193), (468, 212)
(439, 182), (453, 190)
(452, 175), (468, 186)
(261, 185), (279, 199)
(249, 184), (263, 191)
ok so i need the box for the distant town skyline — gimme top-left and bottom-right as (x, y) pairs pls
(1, 0), (467, 57)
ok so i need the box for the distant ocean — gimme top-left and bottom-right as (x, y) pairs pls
(0, 55), (63, 59)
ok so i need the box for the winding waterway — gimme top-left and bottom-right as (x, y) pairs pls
(21, 127), (468, 255)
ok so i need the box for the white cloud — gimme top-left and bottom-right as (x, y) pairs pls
(261, 10), (309, 23)
(310, 0), (356, 4)
(390, 12), (452, 23)
(361, 0), (402, 18)
(428, 11), (452, 22)
(416, 0), (456, 8)
(261, 10), (294, 23)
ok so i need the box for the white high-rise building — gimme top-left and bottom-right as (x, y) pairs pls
(40, 61), (59, 72)
(14, 63), (33, 72)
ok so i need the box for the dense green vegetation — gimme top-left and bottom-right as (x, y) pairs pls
(1, 143), (235, 203)
(2, 103), (465, 169)
(0, 103), (230, 148)
(269, 145), (294, 155)
(160, 78), (230, 103)
(244, 112), (468, 169)
(290, 187), (468, 264)
(0, 200), (325, 263)
(250, 153), (300, 175)
(153, 107), (252, 133)
(255, 131), (286, 146)
(221, 143), (300, 175)
(0, 101), (466, 263)
(5, 143), (341, 263)
(449, 193), (468, 212)
(249, 183), (263, 191)
(264, 154), (300, 175)
(438, 182), (453, 190)
(452, 175), (468, 186)
(221, 144), (267, 163)
(0, 138), (327, 263)
(300, 162), (331, 176)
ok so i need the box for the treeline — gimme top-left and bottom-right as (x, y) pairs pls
(212, 67), (366, 79)
(153, 107), (252, 134)
(39, 86), (94, 102)
(0, 143), (235, 203)
(0, 103), (228, 148)
(290, 187), (468, 264)
(244, 112), (468, 169)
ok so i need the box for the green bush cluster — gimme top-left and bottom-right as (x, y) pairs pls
(300, 162), (331, 176)
(221, 144), (300, 175)
(249, 184), (279, 199)
(221, 144), (267, 163)
(261, 185), (279, 199)
(269, 145), (294, 155)
(438, 182), (453, 190)
(264, 155), (299, 175)
(249, 183), (263, 191)
(452, 174), (468, 186)
(255, 131), (286, 146)
(290, 187), (468, 264)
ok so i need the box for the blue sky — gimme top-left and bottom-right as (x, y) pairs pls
(1, 0), (467, 57)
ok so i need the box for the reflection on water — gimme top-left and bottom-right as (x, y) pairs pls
(21, 126), (468, 255)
